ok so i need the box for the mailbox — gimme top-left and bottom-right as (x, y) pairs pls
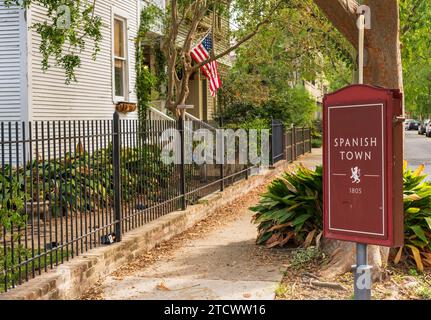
(323, 84), (404, 247)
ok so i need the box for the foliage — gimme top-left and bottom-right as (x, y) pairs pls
(311, 138), (322, 148)
(0, 143), (175, 291)
(5, 0), (102, 84)
(415, 285), (431, 300)
(154, 45), (168, 92)
(218, 85), (317, 127)
(120, 145), (176, 201)
(219, 0), (353, 127)
(136, 65), (157, 122)
(161, 0), (293, 113)
(136, 5), (163, 121)
(251, 163), (431, 271)
(395, 162), (431, 271)
(311, 121), (322, 148)
(0, 244), (70, 293)
(250, 165), (323, 248)
(290, 246), (323, 269)
(21, 148), (113, 217)
(0, 245), (30, 292)
(400, 0), (431, 118)
(223, 117), (270, 131)
(0, 167), (27, 237)
(0, 144), (174, 221)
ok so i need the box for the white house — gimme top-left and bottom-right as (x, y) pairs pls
(0, 0), (168, 124)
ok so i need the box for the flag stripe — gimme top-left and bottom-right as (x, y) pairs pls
(191, 51), (216, 93)
(191, 47), (217, 92)
(194, 49), (217, 93)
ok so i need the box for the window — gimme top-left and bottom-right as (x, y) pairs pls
(113, 16), (128, 101)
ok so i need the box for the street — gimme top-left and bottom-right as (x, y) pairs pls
(405, 130), (431, 181)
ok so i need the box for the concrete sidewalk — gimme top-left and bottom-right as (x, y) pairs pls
(92, 150), (322, 300)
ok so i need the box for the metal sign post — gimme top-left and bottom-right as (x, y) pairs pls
(323, 6), (404, 303)
(354, 8), (372, 301)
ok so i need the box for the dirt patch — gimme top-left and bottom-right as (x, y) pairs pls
(276, 247), (431, 300)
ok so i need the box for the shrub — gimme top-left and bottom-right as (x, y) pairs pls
(251, 162), (431, 271)
(290, 246), (323, 269)
(0, 245), (70, 293)
(251, 165), (322, 248)
(0, 168), (27, 236)
(311, 138), (322, 148)
(218, 85), (316, 128)
(395, 162), (431, 271)
(0, 144), (175, 218)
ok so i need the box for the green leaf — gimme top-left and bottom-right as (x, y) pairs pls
(424, 217), (431, 230)
(410, 225), (429, 244)
(406, 207), (421, 214)
(291, 213), (312, 227)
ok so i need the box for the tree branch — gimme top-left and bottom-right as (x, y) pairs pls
(191, 0), (284, 74)
(313, 0), (359, 48)
(401, 0), (422, 35)
(180, 1), (210, 58)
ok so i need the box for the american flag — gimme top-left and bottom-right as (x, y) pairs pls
(191, 32), (221, 97)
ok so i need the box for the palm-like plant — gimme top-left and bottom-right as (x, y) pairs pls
(251, 165), (322, 248)
(252, 162), (431, 271)
(395, 161), (431, 271)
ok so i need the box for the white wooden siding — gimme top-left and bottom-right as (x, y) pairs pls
(29, 0), (139, 122)
(0, 1), (25, 122)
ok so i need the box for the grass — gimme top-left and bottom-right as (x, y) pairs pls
(311, 138), (322, 148)
(290, 246), (324, 270)
(275, 283), (290, 297)
(415, 286), (431, 299)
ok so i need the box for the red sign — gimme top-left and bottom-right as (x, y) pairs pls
(323, 85), (404, 247)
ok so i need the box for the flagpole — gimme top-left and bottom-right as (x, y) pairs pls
(211, 6), (217, 112)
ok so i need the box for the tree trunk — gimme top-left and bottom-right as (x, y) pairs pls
(313, 0), (403, 280)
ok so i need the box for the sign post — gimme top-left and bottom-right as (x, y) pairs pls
(354, 8), (371, 301)
(323, 6), (404, 301)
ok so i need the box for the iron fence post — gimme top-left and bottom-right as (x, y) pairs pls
(113, 112), (122, 242)
(309, 127), (312, 153)
(270, 118), (274, 166)
(302, 126), (305, 154)
(282, 122), (286, 161)
(292, 123), (296, 162)
(178, 113), (187, 210)
(219, 117), (225, 191)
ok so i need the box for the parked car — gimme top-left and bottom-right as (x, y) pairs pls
(405, 119), (420, 130)
(418, 119), (430, 135)
(426, 121), (431, 137)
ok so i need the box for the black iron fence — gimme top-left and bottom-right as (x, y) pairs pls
(0, 114), (311, 293)
(271, 120), (312, 165)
